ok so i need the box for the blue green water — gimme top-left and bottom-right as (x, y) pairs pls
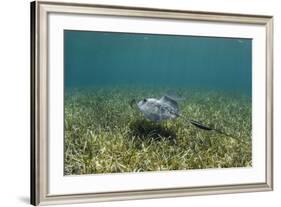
(64, 30), (252, 95)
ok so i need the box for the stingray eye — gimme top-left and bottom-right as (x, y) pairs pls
(143, 98), (147, 102)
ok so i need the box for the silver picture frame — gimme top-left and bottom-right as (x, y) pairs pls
(31, 0), (273, 205)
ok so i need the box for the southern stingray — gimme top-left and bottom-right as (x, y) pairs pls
(130, 94), (235, 138)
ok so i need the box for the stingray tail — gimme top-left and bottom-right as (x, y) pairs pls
(186, 118), (238, 140)
(189, 120), (213, 131)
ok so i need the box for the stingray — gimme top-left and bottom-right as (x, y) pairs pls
(130, 95), (235, 138)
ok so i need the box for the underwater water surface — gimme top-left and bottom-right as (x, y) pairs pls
(64, 30), (252, 175)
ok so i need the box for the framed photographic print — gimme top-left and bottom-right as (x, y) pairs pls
(30, 0), (273, 205)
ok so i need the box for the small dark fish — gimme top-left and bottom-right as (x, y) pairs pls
(129, 99), (137, 108)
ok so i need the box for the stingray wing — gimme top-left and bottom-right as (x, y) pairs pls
(159, 96), (179, 113)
